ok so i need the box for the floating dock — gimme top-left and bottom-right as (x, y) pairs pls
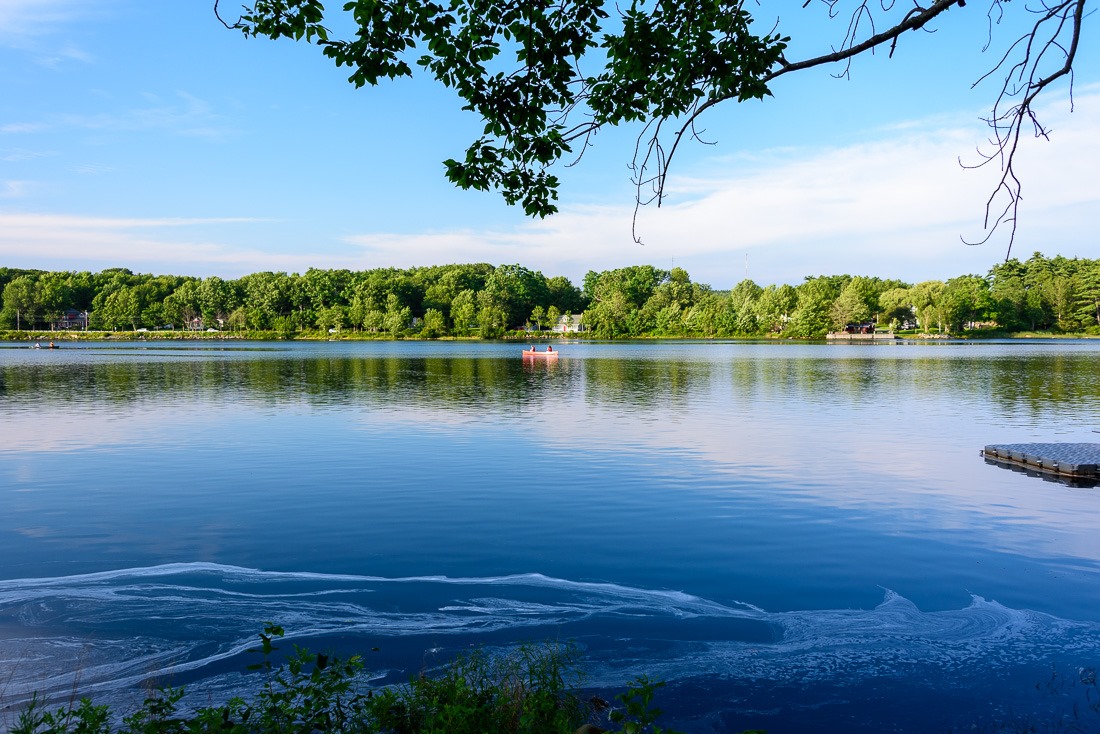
(825, 332), (898, 341)
(981, 443), (1100, 484)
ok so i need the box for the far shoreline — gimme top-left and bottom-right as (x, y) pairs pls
(2, 329), (1098, 343)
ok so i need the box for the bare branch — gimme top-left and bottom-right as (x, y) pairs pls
(638, 0), (966, 210)
(630, 0), (1084, 257)
(960, 0), (1084, 258)
(231, 0), (1088, 246)
(776, 0), (965, 78)
(213, 1), (242, 30)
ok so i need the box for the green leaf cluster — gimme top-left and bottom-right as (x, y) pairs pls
(8, 625), (707, 734)
(590, 0), (785, 125)
(233, 0), (787, 216)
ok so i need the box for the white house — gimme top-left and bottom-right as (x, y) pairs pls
(551, 313), (585, 333)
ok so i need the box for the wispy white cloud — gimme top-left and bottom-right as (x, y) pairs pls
(0, 0), (73, 37)
(0, 213), (354, 274)
(0, 0), (101, 53)
(0, 180), (30, 198)
(0, 214), (263, 230)
(1, 90), (1096, 284)
(1, 91), (225, 139)
(35, 43), (93, 66)
(0, 122), (47, 134)
(0, 147), (55, 162)
(342, 88), (1100, 285)
(72, 163), (112, 175)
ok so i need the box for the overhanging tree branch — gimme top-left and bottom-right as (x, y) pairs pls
(960, 0), (1085, 258)
(225, 0), (1090, 253)
(637, 0), (966, 240)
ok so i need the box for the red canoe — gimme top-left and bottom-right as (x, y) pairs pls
(522, 348), (559, 358)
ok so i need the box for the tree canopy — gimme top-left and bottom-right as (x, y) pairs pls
(6, 253), (1100, 338)
(218, 0), (1087, 250)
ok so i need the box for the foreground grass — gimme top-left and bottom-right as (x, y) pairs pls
(10, 625), (736, 734)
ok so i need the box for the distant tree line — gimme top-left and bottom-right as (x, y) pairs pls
(2, 253), (1098, 338)
(0, 264), (584, 338)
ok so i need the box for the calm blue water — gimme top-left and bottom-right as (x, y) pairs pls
(2, 339), (1100, 732)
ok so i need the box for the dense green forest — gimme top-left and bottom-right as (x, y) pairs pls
(2, 252), (1098, 339)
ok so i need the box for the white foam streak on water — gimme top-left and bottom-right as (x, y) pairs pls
(2, 563), (1098, 722)
(672, 593), (1055, 681)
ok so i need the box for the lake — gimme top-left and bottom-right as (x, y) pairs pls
(2, 339), (1100, 733)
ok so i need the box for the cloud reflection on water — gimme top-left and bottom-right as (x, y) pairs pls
(3, 341), (1100, 570)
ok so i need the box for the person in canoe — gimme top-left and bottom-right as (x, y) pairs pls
(546, 345), (553, 352)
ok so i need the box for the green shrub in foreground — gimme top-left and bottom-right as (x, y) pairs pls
(10, 624), (700, 734)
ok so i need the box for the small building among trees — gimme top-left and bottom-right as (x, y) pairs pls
(53, 309), (89, 330)
(551, 313), (584, 333)
(843, 321), (876, 334)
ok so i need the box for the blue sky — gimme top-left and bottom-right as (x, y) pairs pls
(0, 0), (1096, 288)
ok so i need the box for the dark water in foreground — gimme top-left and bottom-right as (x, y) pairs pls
(2, 339), (1100, 732)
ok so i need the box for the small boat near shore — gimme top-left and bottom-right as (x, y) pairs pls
(522, 347), (559, 359)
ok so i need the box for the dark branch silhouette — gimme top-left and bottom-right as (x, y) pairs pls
(620, 0), (1086, 254)
(223, 0), (1090, 253)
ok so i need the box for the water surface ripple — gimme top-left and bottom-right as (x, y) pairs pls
(3, 340), (1100, 733)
